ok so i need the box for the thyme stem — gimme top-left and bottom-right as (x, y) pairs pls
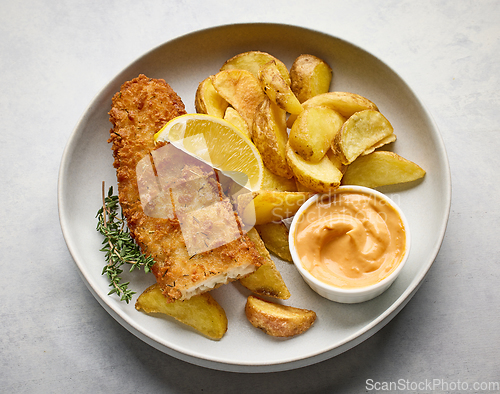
(96, 182), (155, 303)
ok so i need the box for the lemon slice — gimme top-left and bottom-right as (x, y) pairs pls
(155, 114), (264, 191)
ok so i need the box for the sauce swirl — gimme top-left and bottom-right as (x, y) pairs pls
(294, 191), (406, 289)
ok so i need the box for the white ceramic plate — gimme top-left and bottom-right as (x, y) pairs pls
(58, 23), (451, 373)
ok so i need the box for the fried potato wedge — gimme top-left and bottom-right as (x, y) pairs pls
(135, 283), (228, 340)
(195, 77), (228, 118)
(286, 143), (344, 193)
(239, 228), (291, 299)
(223, 106), (250, 138)
(245, 295), (316, 337)
(255, 222), (293, 263)
(252, 97), (293, 179)
(289, 106), (345, 163)
(221, 51), (291, 86)
(236, 190), (314, 226)
(333, 109), (394, 165)
(211, 69), (266, 131)
(290, 54), (333, 103)
(362, 133), (397, 155)
(258, 60), (303, 115)
(342, 150), (426, 188)
(302, 91), (379, 118)
(261, 166), (298, 192)
(287, 91), (379, 128)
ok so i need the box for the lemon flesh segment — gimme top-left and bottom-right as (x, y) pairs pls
(155, 114), (264, 191)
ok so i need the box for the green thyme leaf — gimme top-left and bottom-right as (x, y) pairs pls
(96, 182), (155, 303)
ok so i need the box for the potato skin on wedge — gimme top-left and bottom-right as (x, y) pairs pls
(255, 222), (293, 263)
(220, 50), (291, 86)
(342, 150), (426, 188)
(135, 283), (228, 340)
(258, 60), (303, 115)
(290, 54), (333, 103)
(252, 97), (293, 179)
(286, 143), (344, 193)
(245, 295), (316, 337)
(239, 228), (291, 300)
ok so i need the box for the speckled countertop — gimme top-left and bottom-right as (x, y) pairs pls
(1, 1), (499, 393)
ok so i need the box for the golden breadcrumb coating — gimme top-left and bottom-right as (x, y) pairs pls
(108, 75), (262, 301)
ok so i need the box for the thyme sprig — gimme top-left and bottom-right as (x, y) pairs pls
(96, 182), (155, 303)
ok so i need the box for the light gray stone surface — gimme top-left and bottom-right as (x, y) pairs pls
(1, 1), (499, 393)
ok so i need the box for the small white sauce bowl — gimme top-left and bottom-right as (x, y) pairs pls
(289, 185), (411, 304)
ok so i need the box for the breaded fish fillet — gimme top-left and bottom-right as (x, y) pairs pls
(108, 75), (262, 301)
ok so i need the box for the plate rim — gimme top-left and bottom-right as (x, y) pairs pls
(58, 22), (452, 372)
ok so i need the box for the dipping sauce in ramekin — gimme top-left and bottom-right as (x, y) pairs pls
(289, 186), (410, 303)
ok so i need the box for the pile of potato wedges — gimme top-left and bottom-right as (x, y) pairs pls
(197, 51), (425, 194)
(135, 50), (426, 340)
